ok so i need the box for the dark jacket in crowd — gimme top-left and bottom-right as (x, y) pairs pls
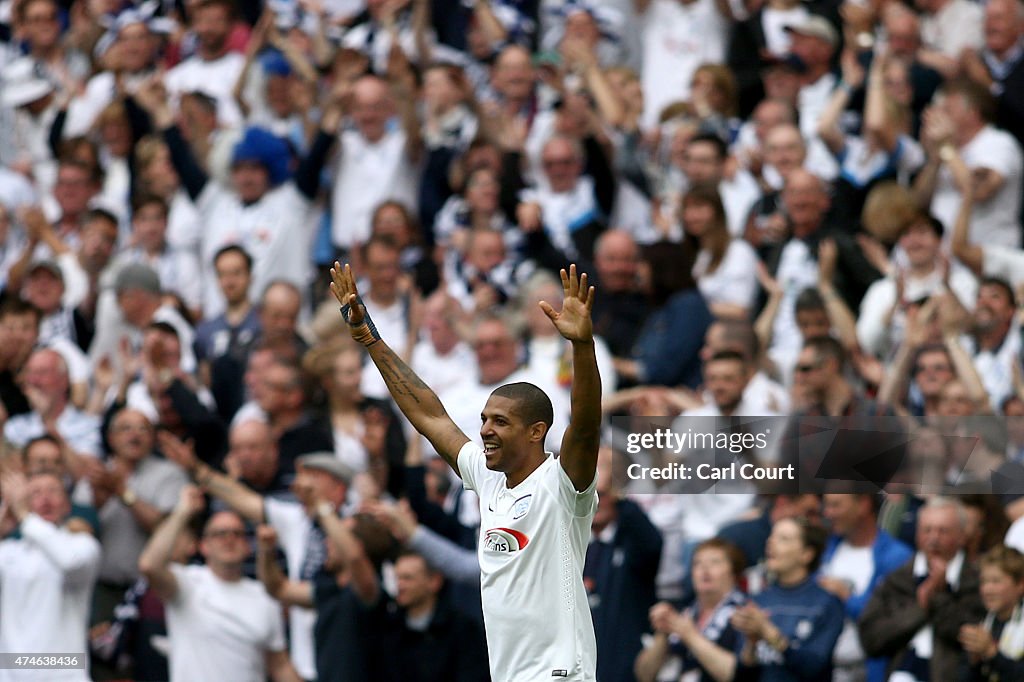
(858, 553), (985, 682)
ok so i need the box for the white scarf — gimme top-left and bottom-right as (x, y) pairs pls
(984, 601), (1024, 661)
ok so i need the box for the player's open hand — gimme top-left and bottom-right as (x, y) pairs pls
(330, 262), (363, 322)
(539, 264), (594, 344)
(331, 262), (382, 346)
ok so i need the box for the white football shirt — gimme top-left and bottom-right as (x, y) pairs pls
(458, 442), (598, 682)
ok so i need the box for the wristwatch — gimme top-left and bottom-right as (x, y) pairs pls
(121, 489), (138, 507)
(939, 144), (957, 162)
(316, 501), (335, 519)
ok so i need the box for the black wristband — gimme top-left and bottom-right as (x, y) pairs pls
(339, 296), (382, 343)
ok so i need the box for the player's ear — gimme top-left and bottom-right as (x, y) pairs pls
(528, 421), (548, 444)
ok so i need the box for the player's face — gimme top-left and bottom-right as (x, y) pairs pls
(480, 395), (532, 473)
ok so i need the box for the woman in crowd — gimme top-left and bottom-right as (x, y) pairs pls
(731, 516), (844, 681)
(304, 339), (407, 499)
(681, 184), (759, 319)
(635, 538), (747, 682)
(614, 241), (713, 389)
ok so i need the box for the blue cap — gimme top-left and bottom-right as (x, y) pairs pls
(260, 49), (292, 78)
(231, 127), (292, 187)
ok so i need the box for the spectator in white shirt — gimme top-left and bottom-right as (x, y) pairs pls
(636, 0), (730, 129)
(156, 440), (352, 682)
(3, 348), (102, 457)
(331, 74), (421, 254)
(138, 486), (302, 682)
(857, 213), (976, 360)
(0, 56), (61, 194)
(111, 263), (197, 374)
(410, 291), (476, 398)
(673, 132), (760, 238)
(917, 78), (1023, 249)
(959, 277), (1021, 411)
(681, 183), (760, 319)
(915, 0), (984, 78)
(134, 77), (340, 320)
(0, 470), (101, 682)
(783, 15), (838, 142)
(356, 237), (417, 384)
(110, 195), (203, 319)
(164, 0), (246, 127)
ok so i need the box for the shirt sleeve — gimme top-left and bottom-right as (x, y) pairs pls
(982, 245), (1024, 284)
(264, 594), (288, 652)
(555, 457), (598, 518)
(457, 441), (485, 492)
(167, 563), (194, 606)
(20, 514), (100, 586)
(973, 133), (1022, 178)
(407, 525), (481, 585)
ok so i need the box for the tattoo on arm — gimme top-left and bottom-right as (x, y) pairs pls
(375, 347), (429, 404)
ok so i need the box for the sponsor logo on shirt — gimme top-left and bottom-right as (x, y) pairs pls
(483, 527), (530, 553)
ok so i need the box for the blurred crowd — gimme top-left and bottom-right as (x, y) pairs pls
(2, 0), (1024, 679)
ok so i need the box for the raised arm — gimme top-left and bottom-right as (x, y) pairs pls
(138, 485), (205, 602)
(316, 505), (379, 605)
(948, 149), (982, 275)
(2, 472), (99, 583)
(158, 431), (265, 523)
(330, 263), (470, 475)
(541, 265), (601, 491)
(256, 525), (313, 608)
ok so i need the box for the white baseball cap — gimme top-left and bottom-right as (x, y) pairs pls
(1, 58), (54, 108)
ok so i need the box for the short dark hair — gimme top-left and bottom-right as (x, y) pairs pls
(912, 343), (951, 375)
(213, 244), (253, 272)
(395, 549), (442, 576)
(708, 349), (748, 367)
(131, 193), (169, 217)
(491, 382), (554, 430)
(192, 0), (235, 19)
(180, 90), (218, 116)
(712, 319), (760, 361)
(979, 276), (1016, 308)
(146, 321), (180, 341)
(803, 335), (846, 373)
(0, 297), (42, 323)
(687, 132), (728, 160)
(795, 287), (827, 314)
(22, 434), (62, 466)
(83, 207), (119, 229)
(903, 213), (944, 239)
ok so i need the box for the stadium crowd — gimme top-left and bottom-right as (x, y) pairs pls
(1, 0), (1024, 679)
